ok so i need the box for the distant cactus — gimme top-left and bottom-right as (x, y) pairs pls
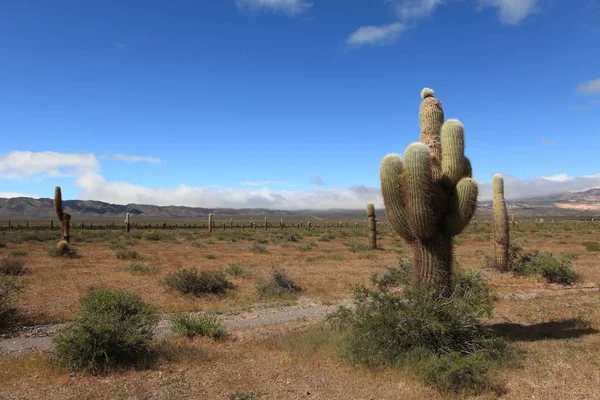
(280, 218), (284, 229)
(265, 216), (268, 230)
(125, 212), (131, 233)
(493, 174), (509, 272)
(366, 203), (377, 249)
(54, 186), (72, 252)
(379, 88), (478, 296)
(208, 213), (213, 233)
(307, 221), (312, 231)
(230, 218), (233, 229)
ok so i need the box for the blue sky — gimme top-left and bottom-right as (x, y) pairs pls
(1, 0), (599, 209)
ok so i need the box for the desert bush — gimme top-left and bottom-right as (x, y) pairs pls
(53, 288), (158, 373)
(171, 313), (227, 340)
(250, 244), (269, 254)
(126, 263), (157, 275)
(10, 250), (27, 257)
(582, 241), (600, 252)
(144, 231), (163, 241)
(509, 246), (576, 285)
(359, 252), (379, 260)
(228, 391), (263, 400)
(0, 241), (5, 248)
(163, 268), (234, 296)
(328, 268), (504, 394)
(0, 277), (23, 329)
(372, 257), (412, 289)
(205, 254), (217, 260)
(0, 257), (27, 276)
(343, 242), (369, 253)
(257, 267), (302, 297)
(318, 234), (336, 242)
(114, 248), (139, 260)
(226, 264), (251, 277)
(297, 242), (317, 252)
(47, 245), (79, 258)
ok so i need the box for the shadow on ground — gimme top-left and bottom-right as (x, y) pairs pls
(490, 318), (599, 342)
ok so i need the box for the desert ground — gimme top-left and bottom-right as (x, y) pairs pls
(1, 219), (599, 399)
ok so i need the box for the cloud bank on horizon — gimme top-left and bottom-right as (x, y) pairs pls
(1, 151), (599, 209)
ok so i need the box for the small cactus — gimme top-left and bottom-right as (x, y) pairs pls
(53, 186), (72, 252)
(367, 202), (377, 249)
(493, 174), (509, 272)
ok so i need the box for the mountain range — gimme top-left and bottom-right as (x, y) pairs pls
(1, 188), (599, 221)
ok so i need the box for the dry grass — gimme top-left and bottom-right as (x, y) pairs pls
(1, 221), (600, 399)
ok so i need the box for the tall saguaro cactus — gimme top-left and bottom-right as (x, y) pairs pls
(366, 203), (377, 249)
(492, 174), (509, 272)
(208, 213), (213, 233)
(380, 88), (478, 296)
(54, 186), (71, 251)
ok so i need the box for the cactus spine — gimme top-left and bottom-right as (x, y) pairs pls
(379, 88), (478, 296)
(367, 202), (377, 249)
(54, 186), (71, 252)
(492, 174), (509, 272)
(208, 213), (213, 233)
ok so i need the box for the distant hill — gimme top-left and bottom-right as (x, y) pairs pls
(1, 188), (600, 220)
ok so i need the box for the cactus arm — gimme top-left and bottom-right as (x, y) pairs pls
(419, 88), (444, 182)
(443, 177), (478, 237)
(441, 119), (465, 187)
(54, 186), (63, 221)
(462, 157), (472, 178)
(379, 153), (414, 242)
(403, 143), (436, 239)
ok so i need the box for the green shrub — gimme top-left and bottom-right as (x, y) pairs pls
(343, 242), (369, 253)
(171, 313), (227, 340)
(162, 268), (234, 296)
(0, 258), (27, 276)
(10, 250), (27, 257)
(126, 263), (158, 275)
(297, 242), (317, 252)
(226, 264), (251, 277)
(250, 244), (269, 254)
(144, 232), (162, 241)
(328, 268), (505, 394)
(114, 248), (139, 260)
(0, 277), (23, 329)
(371, 257), (412, 290)
(228, 391), (263, 400)
(257, 267), (303, 297)
(47, 245), (79, 258)
(582, 241), (600, 252)
(509, 247), (576, 285)
(205, 254), (217, 260)
(53, 288), (158, 373)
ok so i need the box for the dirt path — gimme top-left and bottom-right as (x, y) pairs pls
(0, 296), (353, 357)
(2, 285), (598, 358)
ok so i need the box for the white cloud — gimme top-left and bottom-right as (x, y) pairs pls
(393, 0), (444, 21)
(100, 153), (163, 164)
(74, 172), (382, 209)
(478, 173), (600, 201)
(0, 151), (99, 180)
(576, 78), (600, 96)
(240, 180), (289, 186)
(346, 22), (408, 47)
(478, 0), (538, 24)
(235, 0), (312, 16)
(0, 192), (38, 199)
